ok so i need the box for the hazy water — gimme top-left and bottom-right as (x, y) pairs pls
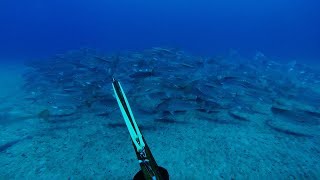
(0, 0), (319, 62)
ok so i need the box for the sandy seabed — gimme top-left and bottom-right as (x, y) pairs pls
(0, 62), (319, 179)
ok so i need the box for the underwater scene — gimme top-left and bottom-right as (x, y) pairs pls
(1, 1), (320, 179)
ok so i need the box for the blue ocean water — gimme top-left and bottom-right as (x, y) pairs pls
(1, 1), (320, 179)
(1, 0), (319, 62)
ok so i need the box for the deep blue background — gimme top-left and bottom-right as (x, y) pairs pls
(0, 0), (319, 62)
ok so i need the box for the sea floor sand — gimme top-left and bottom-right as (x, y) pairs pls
(0, 62), (26, 98)
(0, 62), (319, 179)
